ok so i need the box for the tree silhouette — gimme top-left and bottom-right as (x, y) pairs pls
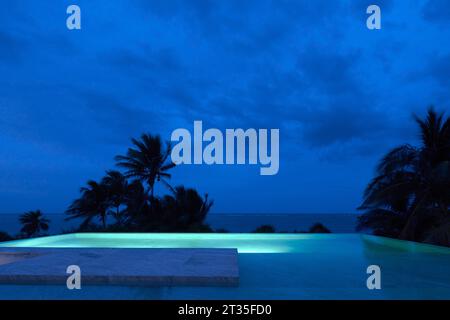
(253, 225), (275, 233)
(309, 223), (331, 233)
(66, 180), (110, 229)
(160, 186), (213, 231)
(101, 170), (129, 222)
(121, 179), (151, 229)
(358, 108), (450, 246)
(19, 210), (50, 237)
(0, 231), (13, 242)
(115, 134), (175, 201)
(63, 134), (215, 232)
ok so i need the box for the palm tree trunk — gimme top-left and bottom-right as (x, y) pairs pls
(149, 183), (155, 212)
(399, 216), (415, 240)
(101, 212), (106, 229)
(399, 196), (426, 240)
(438, 200), (448, 218)
(116, 206), (122, 225)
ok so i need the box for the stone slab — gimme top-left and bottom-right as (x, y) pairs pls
(0, 248), (239, 287)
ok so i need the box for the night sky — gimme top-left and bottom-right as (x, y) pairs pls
(1, 0), (449, 214)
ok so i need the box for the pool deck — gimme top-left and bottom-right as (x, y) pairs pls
(0, 248), (239, 287)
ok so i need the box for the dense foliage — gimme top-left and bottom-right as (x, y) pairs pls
(66, 134), (213, 232)
(358, 108), (450, 247)
(19, 210), (50, 237)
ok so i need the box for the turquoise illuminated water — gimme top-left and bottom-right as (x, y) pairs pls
(1, 233), (449, 299)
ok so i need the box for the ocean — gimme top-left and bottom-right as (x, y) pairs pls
(0, 213), (359, 235)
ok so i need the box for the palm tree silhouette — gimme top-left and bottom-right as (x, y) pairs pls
(115, 134), (175, 200)
(101, 170), (128, 218)
(161, 186), (214, 230)
(358, 108), (450, 245)
(19, 210), (50, 237)
(66, 180), (110, 229)
(121, 179), (151, 228)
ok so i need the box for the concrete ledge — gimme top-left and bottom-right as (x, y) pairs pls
(0, 248), (239, 287)
(0, 252), (43, 266)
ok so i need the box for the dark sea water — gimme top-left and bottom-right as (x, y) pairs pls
(0, 213), (359, 235)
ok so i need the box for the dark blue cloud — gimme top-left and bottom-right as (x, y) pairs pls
(429, 53), (450, 86)
(0, 0), (449, 214)
(0, 31), (27, 63)
(296, 47), (362, 96)
(423, 0), (450, 23)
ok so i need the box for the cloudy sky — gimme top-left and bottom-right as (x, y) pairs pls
(0, 0), (449, 214)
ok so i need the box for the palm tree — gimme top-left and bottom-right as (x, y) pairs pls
(357, 208), (408, 238)
(160, 186), (213, 230)
(101, 170), (128, 217)
(66, 180), (110, 229)
(19, 210), (50, 237)
(358, 108), (450, 245)
(115, 134), (175, 200)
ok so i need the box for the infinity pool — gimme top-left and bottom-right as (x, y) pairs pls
(1, 233), (449, 299)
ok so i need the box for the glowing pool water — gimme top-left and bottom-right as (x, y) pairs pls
(1, 233), (449, 299)
(1, 232), (310, 253)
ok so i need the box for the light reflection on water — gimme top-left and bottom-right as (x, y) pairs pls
(1, 233), (449, 299)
